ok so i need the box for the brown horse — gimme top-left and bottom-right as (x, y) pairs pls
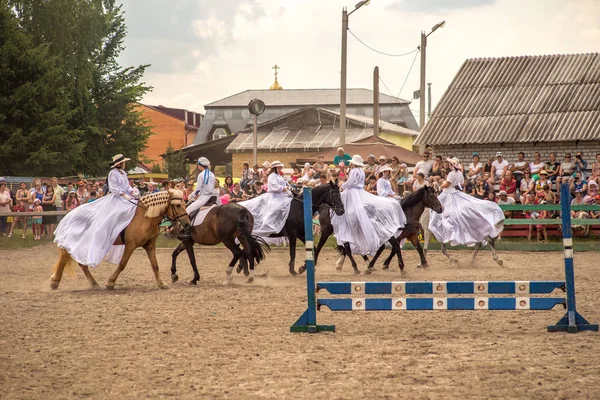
(171, 203), (270, 284)
(50, 190), (190, 290)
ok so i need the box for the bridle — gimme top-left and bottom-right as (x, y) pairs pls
(324, 186), (343, 214)
(128, 198), (189, 224)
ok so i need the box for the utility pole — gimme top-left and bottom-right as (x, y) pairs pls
(340, 8), (348, 146)
(427, 82), (432, 119)
(373, 66), (379, 137)
(419, 31), (426, 154)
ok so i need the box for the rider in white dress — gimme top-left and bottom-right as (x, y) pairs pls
(54, 154), (139, 267)
(239, 161), (293, 236)
(332, 155), (405, 255)
(429, 157), (505, 246)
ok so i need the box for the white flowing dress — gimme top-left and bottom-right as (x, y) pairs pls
(239, 172), (293, 236)
(332, 168), (406, 255)
(54, 168), (137, 267)
(429, 170), (505, 246)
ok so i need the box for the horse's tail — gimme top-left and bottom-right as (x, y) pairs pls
(50, 248), (77, 289)
(237, 208), (271, 265)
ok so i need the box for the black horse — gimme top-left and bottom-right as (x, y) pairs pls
(315, 186), (443, 274)
(272, 181), (345, 276)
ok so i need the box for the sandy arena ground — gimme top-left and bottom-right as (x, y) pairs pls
(1, 243), (599, 399)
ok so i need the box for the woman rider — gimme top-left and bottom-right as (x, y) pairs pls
(429, 157), (505, 246)
(54, 154), (139, 266)
(239, 160), (293, 237)
(186, 157), (217, 218)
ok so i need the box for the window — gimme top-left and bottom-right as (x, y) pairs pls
(213, 128), (229, 140)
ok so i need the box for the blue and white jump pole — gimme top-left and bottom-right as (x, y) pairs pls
(547, 183), (598, 332)
(290, 187), (335, 333)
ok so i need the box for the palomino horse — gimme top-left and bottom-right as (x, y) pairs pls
(50, 190), (190, 290)
(170, 203), (270, 284)
(316, 186), (443, 275)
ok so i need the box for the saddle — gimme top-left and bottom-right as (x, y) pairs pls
(189, 196), (218, 223)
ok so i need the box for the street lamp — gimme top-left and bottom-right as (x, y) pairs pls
(340, 0), (370, 146)
(248, 99), (265, 167)
(419, 20), (445, 153)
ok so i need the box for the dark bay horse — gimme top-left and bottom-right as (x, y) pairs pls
(315, 186), (443, 274)
(271, 181), (345, 276)
(171, 203), (270, 284)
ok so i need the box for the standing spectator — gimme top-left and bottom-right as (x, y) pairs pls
(536, 200), (551, 243)
(0, 179), (12, 235)
(573, 151), (588, 175)
(363, 154), (377, 176)
(467, 153), (483, 181)
(42, 185), (57, 238)
(50, 177), (65, 212)
(389, 156), (400, 193)
(240, 162), (251, 191)
(519, 170), (535, 203)
(312, 156), (327, 179)
(510, 152), (528, 187)
(571, 190), (590, 235)
(32, 198), (43, 240)
(557, 153), (575, 185)
(137, 177), (149, 196)
(489, 152), (509, 185)
(406, 150), (434, 188)
(30, 180), (45, 211)
(523, 191), (539, 241)
(584, 180), (598, 204)
(62, 182), (73, 206)
(429, 155), (443, 185)
(8, 182), (29, 238)
(88, 191), (98, 202)
(545, 152), (561, 183)
(97, 181), (105, 197)
(592, 153), (600, 181)
(500, 171), (517, 200)
(75, 180), (87, 204)
(161, 180), (170, 191)
(333, 147), (352, 167)
(394, 163), (409, 194)
(147, 181), (159, 194)
(66, 189), (80, 210)
(529, 152), (545, 180)
(86, 182), (94, 195)
(374, 155), (388, 176)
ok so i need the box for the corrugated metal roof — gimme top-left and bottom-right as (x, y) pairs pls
(416, 53), (600, 145)
(226, 107), (416, 153)
(206, 88), (410, 108)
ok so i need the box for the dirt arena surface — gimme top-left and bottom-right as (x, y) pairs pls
(1, 244), (599, 399)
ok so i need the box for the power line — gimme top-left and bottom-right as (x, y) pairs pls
(383, 49), (420, 122)
(348, 28), (418, 58)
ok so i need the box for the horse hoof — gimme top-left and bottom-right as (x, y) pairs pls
(236, 266), (242, 274)
(335, 266), (342, 272)
(171, 274), (179, 283)
(298, 266), (306, 274)
(450, 259), (459, 264)
(497, 259), (504, 267)
(243, 269), (250, 277)
(400, 270), (407, 278)
(246, 277), (255, 284)
(50, 280), (59, 290)
(158, 282), (169, 290)
(189, 279), (198, 285)
(289, 270), (298, 276)
(106, 284), (115, 290)
(382, 265), (389, 271)
(363, 269), (371, 275)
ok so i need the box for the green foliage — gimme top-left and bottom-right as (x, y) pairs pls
(162, 142), (189, 180)
(4, 0), (152, 176)
(151, 164), (162, 174)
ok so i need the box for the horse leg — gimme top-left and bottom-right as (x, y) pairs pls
(418, 229), (431, 268)
(171, 242), (186, 284)
(50, 248), (71, 290)
(183, 239), (200, 285)
(470, 242), (482, 265)
(488, 237), (504, 267)
(143, 240), (169, 289)
(106, 245), (136, 290)
(365, 244), (387, 274)
(79, 264), (100, 289)
(441, 243), (458, 264)
(288, 231), (298, 276)
(411, 234), (429, 268)
(335, 245), (346, 271)
(223, 238), (244, 284)
(343, 242), (360, 275)
(389, 237), (406, 276)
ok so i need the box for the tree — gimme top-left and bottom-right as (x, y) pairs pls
(8, 0), (152, 176)
(162, 143), (189, 180)
(0, 1), (83, 175)
(151, 164), (162, 174)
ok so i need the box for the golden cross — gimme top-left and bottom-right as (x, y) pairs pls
(272, 64), (280, 79)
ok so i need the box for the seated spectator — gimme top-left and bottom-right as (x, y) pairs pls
(467, 153), (483, 181)
(389, 156), (401, 193)
(363, 154), (377, 176)
(147, 181), (159, 194)
(500, 171), (517, 200)
(338, 162), (347, 180)
(301, 163), (314, 181)
(590, 195), (600, 219)
(251, 164), (261, 182)
(251, 181), (266, 197)
(429, 155), (443, 184)
(487, 192), (496, 201)
(569, 171), (587, 197)
(291, 166), (301, 183)
(540, 184), (556, 206)
(440, 160), (450, 179)
(573, 151), (587, 175)
(529, 152), (545, 180)
(394, 163), (409, 194)
(545, 152), (561, 183)
(465, 178), (476, 196)
(374, 155), (388, 176)
(260, 161), (271, 180)
(571, 190), (590, 235)
(240, 162), (251, 191)
(406, 150), (434, 188)
(557, 153), (575, 185)
(489, 152), (508, 185)
(473, 177), (489, 200)
(366, 175), (378, 195)
(497, 190), (515, 218)
(535, 170), (552, 192)
(312, 156), (328, 179)
(412, 172), (429, 192)
(584, 180), (598, 204)
(483, 157), (493, 175)
(592, 153), (600, 181)
(333, 147), (352, 167)
(519, 170), (535, 203)
(228, 182), (246, 203)
(318, 174), (329, 186)
(223, 176), (234, 194)
(510, 152), (528, 187)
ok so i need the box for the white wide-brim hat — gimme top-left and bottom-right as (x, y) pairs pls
(271, 160), (284, 168)
(350, 154), (364, 167)
(111, 154), (131, 168)
(446, 157), (460, 165)
(378, 166), (393, 175)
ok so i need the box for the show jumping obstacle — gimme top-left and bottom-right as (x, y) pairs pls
(290, 184), (598, 333)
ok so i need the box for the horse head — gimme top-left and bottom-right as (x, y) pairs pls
(423, 185), (443, 214)
(328, 180), (345, 216)
(166, 190), (191, 230)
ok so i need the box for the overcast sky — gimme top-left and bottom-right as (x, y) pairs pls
(118, 0), (600, 119)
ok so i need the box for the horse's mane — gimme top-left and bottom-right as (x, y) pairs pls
(139, 190), (181, 218)
(401, 186), (427, 208)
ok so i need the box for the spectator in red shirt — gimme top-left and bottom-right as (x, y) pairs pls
(500, 170), (517, 200)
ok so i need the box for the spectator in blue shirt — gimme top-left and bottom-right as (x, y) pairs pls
(574, 152), (588, 175)
(333, 147), (352, 167)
